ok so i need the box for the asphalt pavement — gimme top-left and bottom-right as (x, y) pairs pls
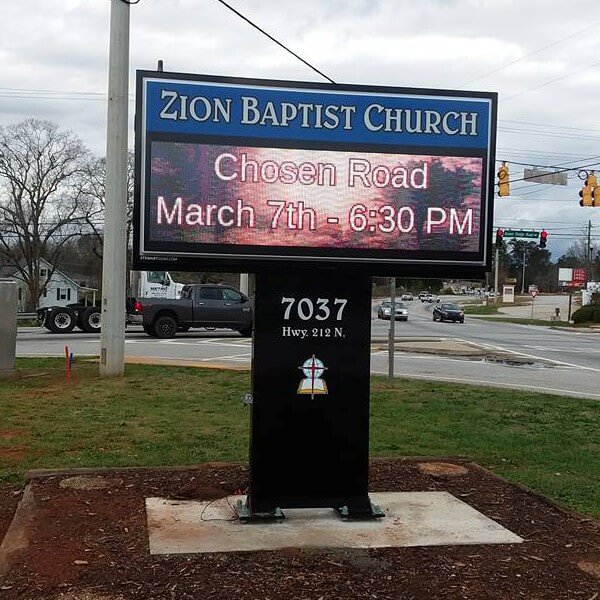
(15, 295), (600, 400)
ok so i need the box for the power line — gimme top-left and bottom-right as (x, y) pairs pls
(499, 126), (600, 142)
(503, 59), (600, 103)
(500, 119), (600, 134)
(213, 0), (336, 84)
(501, 155), (600, 170)
(460, 19), (600, 86)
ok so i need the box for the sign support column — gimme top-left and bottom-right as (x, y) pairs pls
(388, 277), (396, 379)
(243, 269), (384, 520)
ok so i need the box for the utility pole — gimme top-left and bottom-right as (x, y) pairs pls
(240, 273), (249, 296)
(388, 277), (396, 379)
(494, 246), (500, 303)
(100, 0), (130, 377)
(521, 250), (527, 295)
(588, 220), (594, 282)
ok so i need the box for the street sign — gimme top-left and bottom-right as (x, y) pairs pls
(523, 168), (568, 186)
(502, 229), (539, 239)
(530, 290), (538, 298)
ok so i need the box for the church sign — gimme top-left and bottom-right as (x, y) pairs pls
(133, 71), (497, 278)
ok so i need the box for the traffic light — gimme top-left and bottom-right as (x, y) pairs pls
(497, 162), (510, 197)
(495, 228), (504, 248)
(579, 170), (598, 207)
(539, 229), (548, 248)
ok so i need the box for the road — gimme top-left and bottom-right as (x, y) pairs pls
(16, 296), (600, 400)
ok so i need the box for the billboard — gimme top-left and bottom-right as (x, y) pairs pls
(559, 268), (587, 288)
(134, 72), (497, 275)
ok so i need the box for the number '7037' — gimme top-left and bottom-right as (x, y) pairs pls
(281, 297), (348, 321)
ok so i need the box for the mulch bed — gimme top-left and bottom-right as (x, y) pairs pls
(0, 458), (599, 600)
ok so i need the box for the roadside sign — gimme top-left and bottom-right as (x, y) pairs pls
(502, 285), (515, 303)
(558, 267), (587, 288)
(530, 290), (538, 298)
(503, 229), (539, 239)
(133, 71), (497, 278)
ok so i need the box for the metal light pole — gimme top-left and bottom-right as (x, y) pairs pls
(388, 277), (396, 379)
(521, 250), (527, 295)
(494, 246), (500, 303)
(100, 0), (130, 377)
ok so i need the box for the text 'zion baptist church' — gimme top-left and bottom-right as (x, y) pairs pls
(158, 91), (480, 136)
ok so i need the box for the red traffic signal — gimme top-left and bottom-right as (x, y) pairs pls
(539, 230), (548, 248)
(495, 228), (504, 248)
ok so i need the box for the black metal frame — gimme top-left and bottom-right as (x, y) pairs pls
(133, 70), (497, 279)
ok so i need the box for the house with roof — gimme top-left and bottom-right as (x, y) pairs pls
(0, 258), (97, 312)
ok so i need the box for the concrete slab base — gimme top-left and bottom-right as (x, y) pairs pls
(146, 491), (523, 555)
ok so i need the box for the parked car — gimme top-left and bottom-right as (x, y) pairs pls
(138, 284), (253, 338)
(432, 302), (465, 323)
(401, 293), (414, 301)
(377, 300), (409, 321)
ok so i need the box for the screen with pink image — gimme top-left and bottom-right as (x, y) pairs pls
(148, 142), (483, 255)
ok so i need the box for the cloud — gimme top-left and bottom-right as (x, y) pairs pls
(1, 0), (600, 258)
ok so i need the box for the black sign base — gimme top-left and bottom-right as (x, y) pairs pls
(336, 501), (385, 521)
(245, 268), (381, 521)
(236, 499), (285, 524)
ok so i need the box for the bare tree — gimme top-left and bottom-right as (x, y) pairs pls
(0, 119), (89, 310)
(78, 151), (135, 259)
(562, 231), (600, 263)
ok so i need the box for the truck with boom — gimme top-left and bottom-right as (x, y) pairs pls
(38, 271), (182, 333)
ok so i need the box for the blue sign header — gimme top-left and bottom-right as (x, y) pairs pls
(143, 77), (493, 150)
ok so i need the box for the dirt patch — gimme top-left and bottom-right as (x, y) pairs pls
(578, 560), (600, 579)
(0, 459), (599, 600)
(51, 593), (126, 600)
(417, 462), (470, 476)
(0, 448), (26, 461)
(0, 430), (28, 441)
(59, 477), (118, 491)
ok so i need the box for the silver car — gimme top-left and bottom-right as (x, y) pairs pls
(377, 300), (409, 321)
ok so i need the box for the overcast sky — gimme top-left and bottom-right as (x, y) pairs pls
(2, 0), (599, 258)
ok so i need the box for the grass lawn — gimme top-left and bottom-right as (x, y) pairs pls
(474, 316), (575, 326)
(462, 304), (500, 315)
(461, 303), (534, 315)
(1, 358), (599, 517)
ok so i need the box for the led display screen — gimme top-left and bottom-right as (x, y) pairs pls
(134, 72), (497, 274)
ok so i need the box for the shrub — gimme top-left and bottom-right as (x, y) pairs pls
(442, 287), (455, 295)
(572, 305), (600, 324)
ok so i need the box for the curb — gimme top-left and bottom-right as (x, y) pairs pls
(123, 357), (250, 370)
(371, 336), (446, 343)
(0, 483), (34, 576)
(24, 462), (248, 482)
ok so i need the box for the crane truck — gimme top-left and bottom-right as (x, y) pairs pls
(37, 271), (183, 333)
